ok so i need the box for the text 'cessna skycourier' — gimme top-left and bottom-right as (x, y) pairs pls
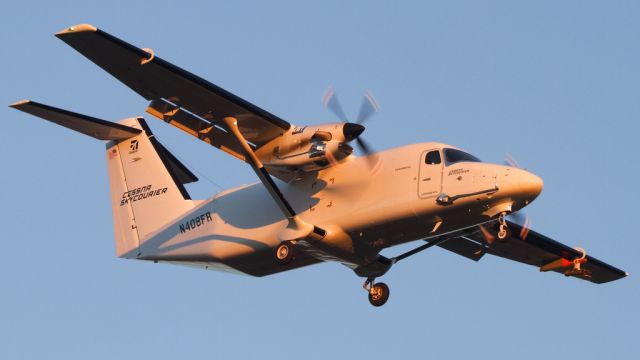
(10, 24), (627, 306)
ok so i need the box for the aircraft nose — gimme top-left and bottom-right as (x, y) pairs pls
(520, 171), (544, 201)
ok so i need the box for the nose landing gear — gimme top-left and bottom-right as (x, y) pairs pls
(363, 278), (390, 307)
(497, 212), (511, 240)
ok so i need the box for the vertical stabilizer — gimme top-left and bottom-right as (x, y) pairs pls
(106, 117), (196, 257)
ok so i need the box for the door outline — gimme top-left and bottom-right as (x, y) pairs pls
(418, 149), (443, 199)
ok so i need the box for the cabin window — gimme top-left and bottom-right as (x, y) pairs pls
(425, 150), (441, 165)
(444, 148), (480, 165)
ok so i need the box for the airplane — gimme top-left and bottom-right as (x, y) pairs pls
(10, 24), (627, 307)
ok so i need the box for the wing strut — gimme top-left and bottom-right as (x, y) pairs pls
(354, 237), (449, 279)
(222, 117), (325, 242)
(391, 237), (450, 263)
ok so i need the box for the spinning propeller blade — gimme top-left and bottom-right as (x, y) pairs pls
(322, 86), (349, 122)
(356, 91), (380, 125)
(504, 153), (521, 169)
(321, 87), (380, 162)
(508, 211), (532, 241)
(356, 137), (373, 156)
(504, 153), (532, 240)
(479, 224), (496, 245)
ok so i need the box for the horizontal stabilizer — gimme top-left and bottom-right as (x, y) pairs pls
(9, 100), (141, 140)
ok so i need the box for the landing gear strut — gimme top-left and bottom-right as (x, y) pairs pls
(355, 237), (450, 307)
(275, 241), (295, 265)
(363, 278), (390, 307)
(497, 212), (511, 240)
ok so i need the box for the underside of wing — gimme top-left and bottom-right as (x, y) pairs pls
(438, 221), (627, 284)
(55, 24), (290, 161)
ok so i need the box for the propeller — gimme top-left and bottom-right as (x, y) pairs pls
(322, 86), (348, 122)
(356, 91), (380, 125)
(508, 211), (532, 241)
(503, 153), (521, 169)
(322, 86), (379, 159)
(478, 224), (496, 245)
(503, 153), (532, 240)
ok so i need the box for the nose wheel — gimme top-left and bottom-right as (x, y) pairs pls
(363, 278), (390, 307)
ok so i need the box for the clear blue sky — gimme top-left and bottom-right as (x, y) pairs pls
(1, 1), (637, 359)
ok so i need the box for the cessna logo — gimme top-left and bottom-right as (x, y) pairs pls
(129, 140), (139, 154)
(120, 184), (167, 206)
(448, 168), (469, 176)
(292, 126), (307, 135)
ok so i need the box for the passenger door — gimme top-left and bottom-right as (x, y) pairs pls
(418, 149), (443, 198)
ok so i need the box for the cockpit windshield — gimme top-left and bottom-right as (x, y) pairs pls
(444, 148), (481, 165)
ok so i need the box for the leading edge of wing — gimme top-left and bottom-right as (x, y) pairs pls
(54, 24), (291, 131)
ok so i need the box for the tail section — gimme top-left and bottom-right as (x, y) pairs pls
(106, 117), (197, 257)
(10, 100), (198, 258)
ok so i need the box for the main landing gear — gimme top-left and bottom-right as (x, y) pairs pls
(355, 237), (450, 307)
(363, 278), (390, 307)
(275, 241), (295, 265)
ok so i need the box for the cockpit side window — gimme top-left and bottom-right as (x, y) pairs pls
(425, 150), (441, 165)
(444, 148), (481, 165)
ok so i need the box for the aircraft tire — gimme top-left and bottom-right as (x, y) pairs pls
(275, 242), (294, 265)
(368, 282), (390, 307)
(497, 226), (511, 241)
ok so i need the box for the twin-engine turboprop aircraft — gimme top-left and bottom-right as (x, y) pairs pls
(10, 24), (627, 306)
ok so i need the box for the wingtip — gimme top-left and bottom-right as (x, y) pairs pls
(9, 99), (31, 108)
(55, 24), (98, 36)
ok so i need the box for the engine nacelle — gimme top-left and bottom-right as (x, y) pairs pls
(259, 122), (363, 171)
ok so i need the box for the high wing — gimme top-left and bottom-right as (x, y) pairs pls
(55, 24), (290, 163)
(437, 220), (627, 284)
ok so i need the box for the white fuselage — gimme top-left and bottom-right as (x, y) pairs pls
(138, 142), (542, 276)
